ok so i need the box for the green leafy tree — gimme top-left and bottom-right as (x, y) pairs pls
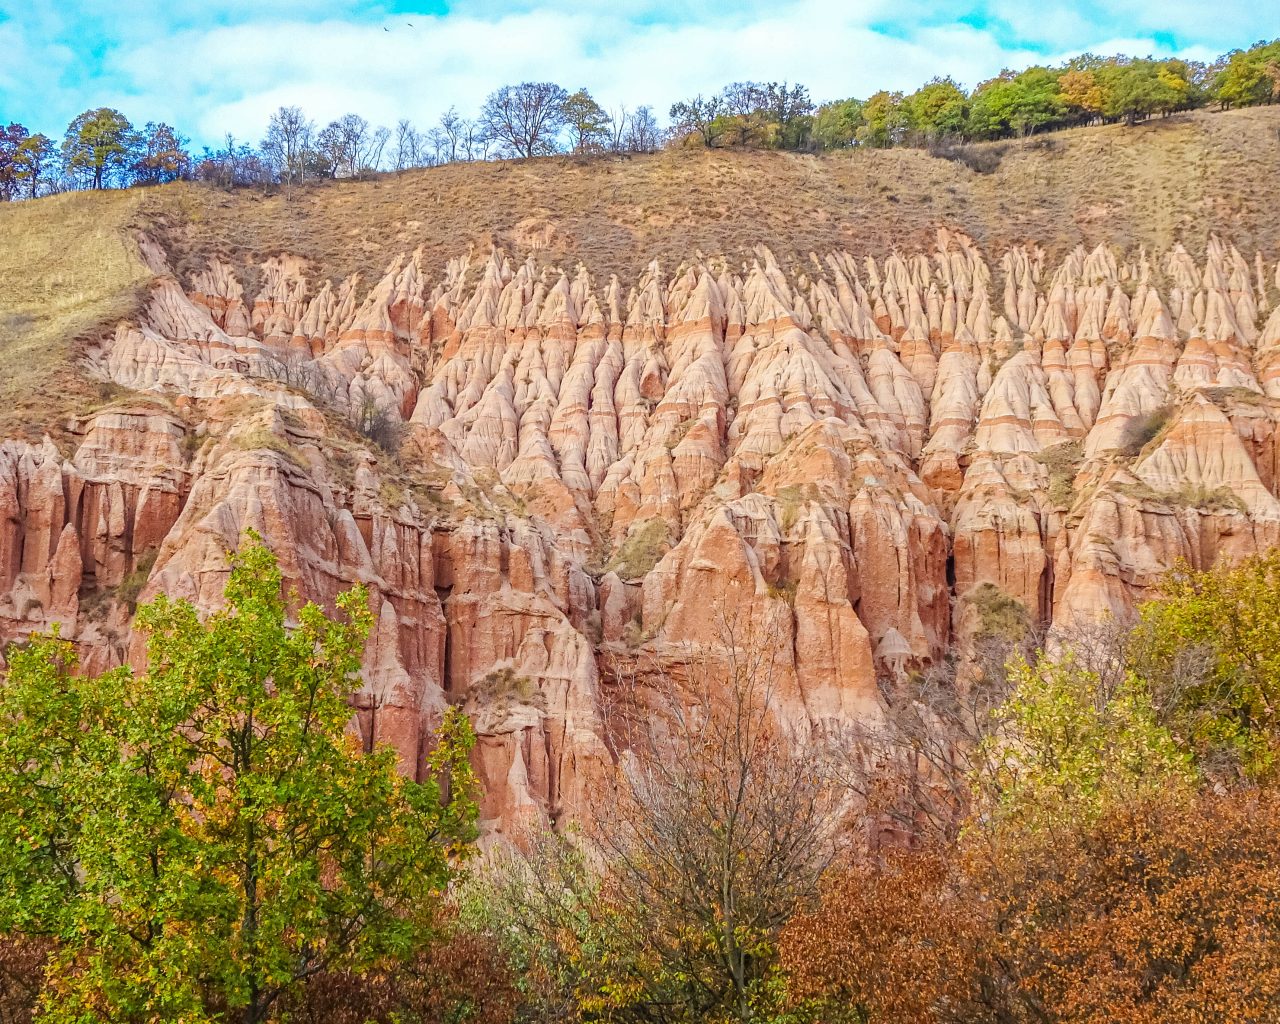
(811, 98), (864, 150)
(13, 133), (55, 198)
(761, 81), (814, 149)
(561, 88), (610, 153)
(857, 90), (907, 147)
(0, 534), (477, 1023)
(1131, 550), (1280, 779)
(980, 653), (1192, 826)
(1096, 59), (1191, 125)
(967, 67), (1064, 140)
(1214, 39), (1280, 107)
(902, 77), (968, 141)
(61, 107), (138, 189)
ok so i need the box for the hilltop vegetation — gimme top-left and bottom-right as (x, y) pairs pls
(139, 105), (1280, 288)
(1, 39), (1277, 202)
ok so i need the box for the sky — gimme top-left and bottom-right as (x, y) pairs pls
(0, 1), (1270, 149)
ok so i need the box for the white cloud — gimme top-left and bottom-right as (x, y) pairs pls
(1, 0), (1274, 145)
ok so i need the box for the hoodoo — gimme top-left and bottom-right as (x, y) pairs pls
(2, 225), (1278, 837)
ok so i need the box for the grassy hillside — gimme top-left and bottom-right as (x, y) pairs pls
(142, 106), (1280, 290)
(0, 190), (151, 437)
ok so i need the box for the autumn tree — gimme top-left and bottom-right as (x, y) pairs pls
(669, 93), (724, 147)
(562, 88), (610, 153)
(1059, 68), (1106, 121)
(974, 790), (1280, 1024)
(1095, 59), (1191, 125)
(858, 90), (907, 147)
(61, 107), (137, 189)
(782, 577), (1280, 1024)
(1214, 39), (1280, 107)
(781, 848), (994, 1024)
(761, 81), (814, 148)
(0, 534), (478, 1023)
(0, 123), (28, 200)
(480, 82), (569, 158)
(280, 907), (518, 1024)
(718, 81), (772, 147)
(783, 790), (1280, 1024)
(131, 122), (190, 184)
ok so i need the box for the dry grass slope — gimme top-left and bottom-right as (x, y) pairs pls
(141, 107), (1280, 291)
(0, 190), (152, 437)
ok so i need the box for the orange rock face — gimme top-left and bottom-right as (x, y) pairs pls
(8, 230), (1280, 839)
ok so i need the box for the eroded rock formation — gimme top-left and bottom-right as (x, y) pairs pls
(8, 229), (1280, 838)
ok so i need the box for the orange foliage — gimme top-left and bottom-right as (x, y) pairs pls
(782, 847), (997, 1023)
(782, 789), (1280, 1023)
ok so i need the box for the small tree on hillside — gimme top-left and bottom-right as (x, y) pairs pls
(623, 105), (662, 152)
(719, 81), (772, 146)
(13, 133), (55, 199)
(0, 534), (477, 1023)
(591, 616), (841, 1022)
(61, 107), (137, 189)
(131, 122), (191, 185)
(762, 81), (815, 148)
(262, 105), (314, 189)
(669, 93), (724, 147)
(0, 123), (29, 200)
(562, 88), (610, 153)
(480, 82), (569, 158)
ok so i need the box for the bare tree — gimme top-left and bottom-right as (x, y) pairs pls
(340, 114), (370, 174)
(316, 113), (371, 177)
(392, 119), (423, 171)
(624, 105), (662, 153)
(479, 82), (569, 158)
(261, 105), (314, 190)
(607, 104), (629, 153)
(438, 106), (462, 162)
(588, 614), (843, 1022)
(364, 125), (391, 172)
(425, 127), (448, 166)
(460, 119), (488, 161)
